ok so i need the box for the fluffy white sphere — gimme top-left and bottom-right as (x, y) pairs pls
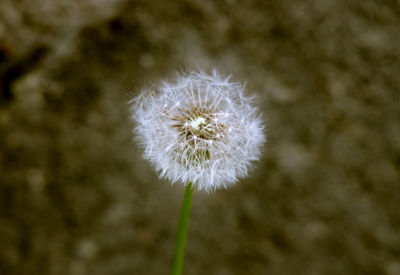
(131, 70), (265, 191)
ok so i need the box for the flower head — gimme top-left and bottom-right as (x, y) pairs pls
(131, 70), (265, 191)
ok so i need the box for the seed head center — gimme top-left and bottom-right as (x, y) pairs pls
(190, 116), (206, 131)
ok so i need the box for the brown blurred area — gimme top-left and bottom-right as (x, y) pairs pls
(1, 0), (400, 274)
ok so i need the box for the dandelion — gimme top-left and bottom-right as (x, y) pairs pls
(131, 70), (265, 191)
(130, 70), (265, 275)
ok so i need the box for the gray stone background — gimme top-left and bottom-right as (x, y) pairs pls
(1, 0), (400, 274)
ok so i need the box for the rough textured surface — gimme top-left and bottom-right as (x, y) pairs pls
(1, 0), (400, 274)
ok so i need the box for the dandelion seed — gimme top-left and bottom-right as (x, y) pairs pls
(131, 70), (265, 192)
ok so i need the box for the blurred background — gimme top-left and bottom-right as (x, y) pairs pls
(1, 0), (400, 274)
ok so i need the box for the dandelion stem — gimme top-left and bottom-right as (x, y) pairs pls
(171, 182), (193, 275)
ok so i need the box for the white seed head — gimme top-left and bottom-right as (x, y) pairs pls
(131, 70), (265, 192)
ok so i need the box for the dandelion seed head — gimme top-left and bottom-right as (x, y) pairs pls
(131, 70), (266, 191)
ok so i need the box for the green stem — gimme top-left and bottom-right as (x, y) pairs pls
(171, 182), (193, 275)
